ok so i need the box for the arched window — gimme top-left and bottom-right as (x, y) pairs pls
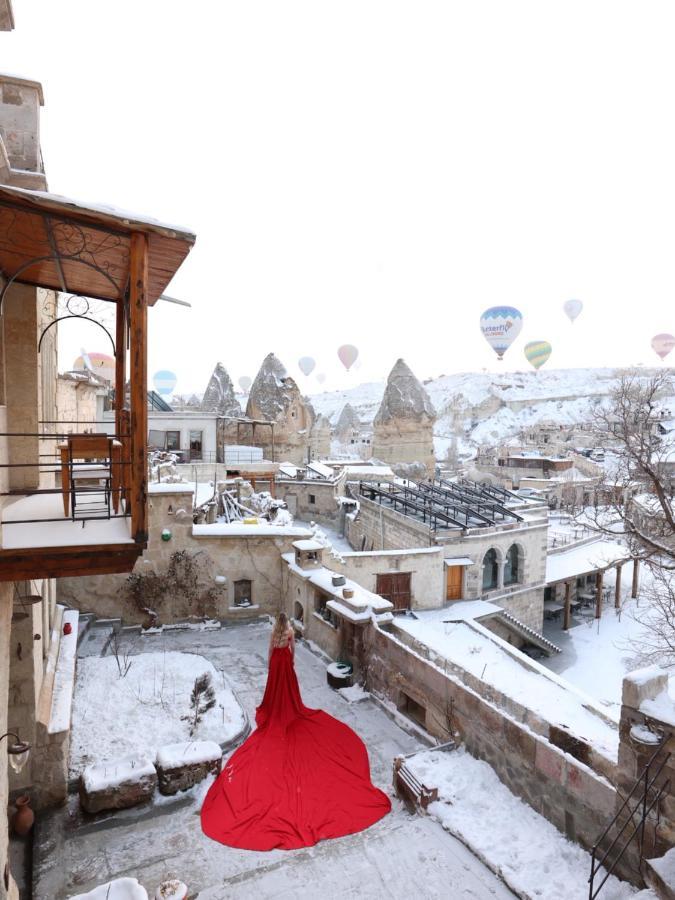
(504, 544), (521, 586)
(482, 549), (499, 591)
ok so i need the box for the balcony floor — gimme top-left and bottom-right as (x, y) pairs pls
(2, 492), (132, 550)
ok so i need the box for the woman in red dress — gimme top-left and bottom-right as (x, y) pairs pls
(201, 612), (391, 850)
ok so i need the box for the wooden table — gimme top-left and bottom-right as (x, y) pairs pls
(58, 440), (122, 517)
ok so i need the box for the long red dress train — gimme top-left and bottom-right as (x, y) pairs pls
(200, 646), (391, 850)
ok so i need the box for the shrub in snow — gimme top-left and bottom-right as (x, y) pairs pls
(183, 672), (216, 736)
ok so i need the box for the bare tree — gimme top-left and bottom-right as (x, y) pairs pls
(585, 369), (675, 664)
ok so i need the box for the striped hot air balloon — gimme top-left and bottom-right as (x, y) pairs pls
(479, 307), (523, 360)
(524, 340), (552, 370)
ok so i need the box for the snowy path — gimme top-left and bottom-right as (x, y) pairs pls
(35, 622), (514, 899)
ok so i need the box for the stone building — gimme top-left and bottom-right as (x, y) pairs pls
(372, 359), (436, 475)
(246, 353), (314, 465)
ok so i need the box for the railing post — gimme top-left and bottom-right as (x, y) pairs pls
(640, 764), (649, 858)
(129, 232), (148, 544)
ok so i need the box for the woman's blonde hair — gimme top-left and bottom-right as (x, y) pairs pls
(272, 611), (289, 643)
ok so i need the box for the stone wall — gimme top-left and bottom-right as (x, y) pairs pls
(57, 487), (310, 624)
(616, 668), (675, 867)
(275, 479), (341, 526)
(282, 564), (343, 661)
(346, 494), (547, 629)
(0, 581), (19, 900)
(369, 623), (618, 853)
(337, 548), (445, 610)
(346, 494), (433, 552)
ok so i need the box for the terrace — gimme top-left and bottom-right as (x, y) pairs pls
(0, 183), (195, 580)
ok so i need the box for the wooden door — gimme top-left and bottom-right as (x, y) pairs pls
(376, 573), (411, 610)
(446, 565), (463, 601)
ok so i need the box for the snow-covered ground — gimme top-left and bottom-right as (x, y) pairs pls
(543, 569), (664, 716)
(407, 747), (636, 900)
(69, 651), (245, 777)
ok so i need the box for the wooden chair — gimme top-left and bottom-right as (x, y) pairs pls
(66, 435), (114, 522)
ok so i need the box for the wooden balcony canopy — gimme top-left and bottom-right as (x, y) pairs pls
(0, 183), (196, 581)
(0, 183), (195, 306)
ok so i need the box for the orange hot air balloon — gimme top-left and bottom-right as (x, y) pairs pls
(651, 334), (675, 360)
(337, 344), (359, 371)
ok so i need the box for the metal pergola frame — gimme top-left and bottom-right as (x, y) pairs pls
(358, 478), (523, 531)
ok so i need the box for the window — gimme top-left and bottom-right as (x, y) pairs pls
(165, 430), (180, 451)
(234, 579), (252, 607)
(293, 601), (304, 623)
(315, 591), (336, 626)
(309, 494), (316, 505)
(189, 430), (203, 460)
(482, 549), (499, 591)
(398, 692), (426, 728)
(503, 544), (521, 586)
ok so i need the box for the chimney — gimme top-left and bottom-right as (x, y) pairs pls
(0, 74), (46, 188)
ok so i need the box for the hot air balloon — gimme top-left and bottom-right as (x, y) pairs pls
(238, 375), (252, 392)
(298, 356), (316, 377)
(337, 344), (359, 371)
(153, 370), (177, 396)
(563, 299), (583, 323)
(73, 351), (115, 382)
(651, 333), (675, 360)
(479, 307), (523, 360)
(524, 340), (552, 370)
(316, 373), (326, 384)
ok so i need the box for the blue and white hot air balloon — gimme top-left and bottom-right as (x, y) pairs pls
(153, 370), (177, 396)
(479, 306), (523, 360)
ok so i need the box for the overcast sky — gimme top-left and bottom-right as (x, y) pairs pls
(3, 1), (675, 394)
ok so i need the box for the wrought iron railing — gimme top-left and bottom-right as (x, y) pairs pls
(588, 737), (671, 899)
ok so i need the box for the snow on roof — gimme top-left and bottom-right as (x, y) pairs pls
(148, 482), (195, 494)
(394, 616), (619, 759)
(342, 465), (394, 477)
(441, 600), (502, 620)
(279, 463), (299, 477)
(545, 539), (630, 584)
(307, 461), (335, 479)
(293, 539), (325, 552)
(193, 523), (312, 538)
(444, 556), (474, 566)
(282, 553), (393, 618)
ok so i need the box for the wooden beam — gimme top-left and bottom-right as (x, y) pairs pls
(563, 581), (572, 631)
(632, 558), (640, 599)
(129, 232), (149, 543)
(615, 563), (622, 609)
(0, 544), (143, 582)
(115, 298), (127, 436)
(595, 570), (604, 619)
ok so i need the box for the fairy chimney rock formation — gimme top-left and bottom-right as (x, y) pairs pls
(201, 363), (242, 417)
(335, 403), (361, 442)
(310, 414), (331, 460)
(372, 358), (436, 474)
(246, 353), (314, 464)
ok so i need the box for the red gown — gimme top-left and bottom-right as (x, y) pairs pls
(200, 645), (391, 850)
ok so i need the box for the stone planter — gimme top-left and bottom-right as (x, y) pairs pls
(156, 740), (222, 796)
(155, 879), (188, 899)
(80, 754), (157, 814)
(326, 662), (353, 690)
